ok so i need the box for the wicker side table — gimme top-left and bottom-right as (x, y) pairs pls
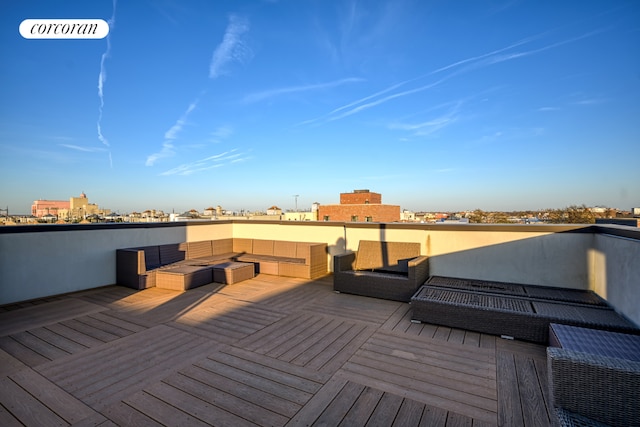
(212, 262), (255, 284)
(156, 265), (212, 291)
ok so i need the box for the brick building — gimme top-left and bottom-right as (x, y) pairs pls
(318, 189), (400, 222)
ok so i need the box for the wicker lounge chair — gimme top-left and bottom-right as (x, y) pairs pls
(410, 287), (639, 344)
(547, 323), (640, 427)
(333, 240), (429, 302)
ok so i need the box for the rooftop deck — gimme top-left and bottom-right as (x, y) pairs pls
(0, 274), (551, 426)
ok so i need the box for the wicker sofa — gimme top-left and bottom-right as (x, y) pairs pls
(333, 240), (429, 302)
(116, 238), (327, 289)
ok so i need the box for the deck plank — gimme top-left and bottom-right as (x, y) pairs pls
(515, 354), (551, 427)
(0, 374), (67, 426)
(496, 351), (524, 427)
(0, 274), (554, 427)
(9, 368), (99, 424)
(0, 299), (105, 337)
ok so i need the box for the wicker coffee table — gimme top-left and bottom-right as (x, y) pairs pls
(212, 262), (255, 284)
(156, 265), (212, 291)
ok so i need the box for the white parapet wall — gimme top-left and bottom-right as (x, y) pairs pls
(1, 221), (638, 326)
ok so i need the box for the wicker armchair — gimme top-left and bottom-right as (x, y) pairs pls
(333, 240), (429, 302)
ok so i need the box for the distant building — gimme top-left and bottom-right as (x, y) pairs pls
(633, 207), (640, 217)
(318, 189), (400, 222)
(266, 206), (282, 216)
(32, 192), (106, 220)
(31, 199), (69, 218)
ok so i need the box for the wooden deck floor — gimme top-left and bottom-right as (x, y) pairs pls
(0, 275), (553, 426)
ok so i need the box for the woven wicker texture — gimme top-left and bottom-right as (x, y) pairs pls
(550, 323), (640, 362)
(411, 286), (639, 344)
(212, 262), (254, 284)
(140, 246), (160, 269)
(427, 276), (527, 295)
(354, 240), (420, 272)
(548, 346), (640, 427)
(533, 302), (637, 333)
(414, 287), (533, 312)
(554, 408), (612, 427)
(159, 243), (188, 265)
(187, 241), (213, 259)
(426, 276), (607, 306)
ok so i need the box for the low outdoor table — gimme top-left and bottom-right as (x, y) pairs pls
(212, 262), (255, 284)
(549, 322), (640, 361)
(156, 265), (212, 291)
(547, 323), (640, 427)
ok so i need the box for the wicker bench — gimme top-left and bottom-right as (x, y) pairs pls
(410, 286), (639, 344)
(333, 240), (429, 302)
(426, 276), (608, 306)
(547, 323), (640, 427)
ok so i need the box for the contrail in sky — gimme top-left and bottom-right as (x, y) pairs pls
(97, 0), (117, 167)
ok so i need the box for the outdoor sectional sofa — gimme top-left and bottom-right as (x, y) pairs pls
(333, 240), (430, 302)
(116, 238), (327, 290)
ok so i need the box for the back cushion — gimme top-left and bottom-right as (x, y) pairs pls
(296, 242), (311, 262)
(212, 238), (233, 254)
(354, 241), (420, 271)
(274, 241), (297, 258)
(159, 243), (187, 265)
(141, 246), (161, 270)
(188, 241), (213, 259)
(233, 238), (253, 253)
(253, 239), (274, 256)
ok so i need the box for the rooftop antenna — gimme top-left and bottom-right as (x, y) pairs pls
(293, 195), (299, 212)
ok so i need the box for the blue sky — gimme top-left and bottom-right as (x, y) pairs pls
(1, 0), (639, 214)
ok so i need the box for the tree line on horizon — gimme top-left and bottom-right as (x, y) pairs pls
(468, 205), (612, 224)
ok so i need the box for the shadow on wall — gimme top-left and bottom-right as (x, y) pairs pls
(425, 230), (592, 290)
(327, 237), (346, 272)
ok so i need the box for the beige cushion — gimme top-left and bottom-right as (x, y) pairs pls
(253, 239), (274, 256)
(274, 241), (297, 258)
(233, 238), (253, 253)
(187, 241), (213, 259)
(354, 241), (420, 272)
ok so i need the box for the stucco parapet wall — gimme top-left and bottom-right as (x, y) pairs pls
(1, 220), (638, 241)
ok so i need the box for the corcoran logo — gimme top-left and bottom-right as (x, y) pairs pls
(20, 19), (109, 39)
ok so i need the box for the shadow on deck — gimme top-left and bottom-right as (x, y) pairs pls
(0, 274), (552, 426)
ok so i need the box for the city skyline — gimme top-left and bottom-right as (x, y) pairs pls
(1, 1), (639, 214)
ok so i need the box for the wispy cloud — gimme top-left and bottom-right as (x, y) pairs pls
(164, 100), (198, 140)
(573, 98), (605, 106)
(60, 144), (108, 153)
(160, 149), (252, 176)
(389, 102), (462, 138)
(209, 14), (251, 79)
(304, 26), (607, 126)
(146, 99), (200, 166)
(242, 78), (364, 104)
(209, 126), (233, 143)
(147, 14), (251, 167)
(538, 106), (561, 112)
(97, 0), (117, 168)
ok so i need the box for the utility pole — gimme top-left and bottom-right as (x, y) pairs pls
(293, 195), (299, 212)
